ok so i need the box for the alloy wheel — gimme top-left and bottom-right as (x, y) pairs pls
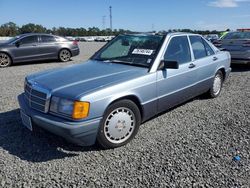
(0, 53), (11, 67)
(59, 49), (71, 62)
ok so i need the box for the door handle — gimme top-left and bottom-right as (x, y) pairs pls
(213, 57), (218, 61)
(188, 63), (196, 68)
(32, 44), (37, 46)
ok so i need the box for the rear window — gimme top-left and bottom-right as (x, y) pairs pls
(55, 37), (69, 42)
(189, 36), (207, 59)
(202, 39), (215, 56)
(223, 32), (250, 39)
(41, 35), (56, 42)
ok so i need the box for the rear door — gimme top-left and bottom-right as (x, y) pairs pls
(11, 35), (39, 62)
(157, 35), (198, 112)
(38, 35), (59, 59)
(189, 35), (218, 92)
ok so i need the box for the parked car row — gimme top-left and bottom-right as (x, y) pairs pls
(66, 36), (115, 42)
(18, 32), (231, 148)
(1, 31), (249, 68)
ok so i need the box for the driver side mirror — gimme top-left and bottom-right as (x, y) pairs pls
(159, 60), (179, 69)
(15, 41), (20, 47)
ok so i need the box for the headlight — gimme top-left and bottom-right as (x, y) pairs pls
(50, 96), (90, 119)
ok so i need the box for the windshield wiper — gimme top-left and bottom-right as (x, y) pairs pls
(104, 59), (148, 68)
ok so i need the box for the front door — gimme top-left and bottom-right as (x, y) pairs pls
(11, 35), (39, 62)
(157, 35), (198, 113)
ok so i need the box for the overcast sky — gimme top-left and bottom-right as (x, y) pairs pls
(0, 0), (249, 31)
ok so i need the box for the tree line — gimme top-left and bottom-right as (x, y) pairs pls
(0, 22), (223, 37)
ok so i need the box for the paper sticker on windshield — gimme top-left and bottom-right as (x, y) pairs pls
(132, 49), (154, 56)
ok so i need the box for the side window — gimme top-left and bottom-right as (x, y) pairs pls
(19, 36), (38, 45)
(189, 36), (207, 59)
(41, 35), (56, 43)
(164, 36), (191, 64)
(202, 39), (215, 56)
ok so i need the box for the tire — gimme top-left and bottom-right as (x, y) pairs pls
(58, 49), (71, 62)
(208, 70), (224, 98)
(97, 100), (141, 149)
(0, 52), (12, 68)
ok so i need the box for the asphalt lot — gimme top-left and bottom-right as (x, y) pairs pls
(0, 42), (249, 187)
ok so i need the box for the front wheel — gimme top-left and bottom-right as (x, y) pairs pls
(97, 100), (141, 149)
(208, 70), (224, 98)
(58, 49), (71, 62)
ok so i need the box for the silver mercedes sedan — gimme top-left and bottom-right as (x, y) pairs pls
(18, 33), (231, 148)
(0, 33), (80, 67)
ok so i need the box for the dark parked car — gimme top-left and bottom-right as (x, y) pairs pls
(0, 33), (80, 68)
(213, 31), (250, 64)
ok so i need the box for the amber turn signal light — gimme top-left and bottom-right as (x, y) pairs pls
(72, 101), (90, 119)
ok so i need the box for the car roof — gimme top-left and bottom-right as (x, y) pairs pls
(123, 32), (199, 37)
(17, 33), (59, 38)
(167, 32), (197, 37)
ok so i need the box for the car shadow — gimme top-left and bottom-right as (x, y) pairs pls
(0, 109), (99, 163)
(231, 64), (250, 72)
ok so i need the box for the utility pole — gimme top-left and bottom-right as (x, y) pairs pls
(109, 6), (112, 31)
(102, 16), (106, 30)
(152, 24), (155, 32)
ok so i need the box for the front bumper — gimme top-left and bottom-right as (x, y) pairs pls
(18, 93), (101, 146)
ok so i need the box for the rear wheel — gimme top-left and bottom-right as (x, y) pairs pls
(59, 49), (71, 62)
(208, 70), (224, 98)
(0, 53), (12, 68)
(97, 100), (141, 149)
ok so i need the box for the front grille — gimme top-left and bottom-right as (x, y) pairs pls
(24, 81), (50, 113)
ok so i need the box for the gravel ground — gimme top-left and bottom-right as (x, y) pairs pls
(0, 42), (249, 187)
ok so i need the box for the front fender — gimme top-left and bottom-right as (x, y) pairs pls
(80, 73), (157, 121)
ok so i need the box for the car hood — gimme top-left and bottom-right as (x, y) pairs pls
(27, 60), (148, 99)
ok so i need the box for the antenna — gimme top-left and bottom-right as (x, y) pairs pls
(109, 6), (112, 31)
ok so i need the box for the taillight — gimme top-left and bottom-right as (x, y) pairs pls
(73, 40), (78, 45)
(242, 41), (250, 47)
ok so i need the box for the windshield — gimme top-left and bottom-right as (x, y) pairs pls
(5, 36), (20, 43)
(91, 34), (165, 68)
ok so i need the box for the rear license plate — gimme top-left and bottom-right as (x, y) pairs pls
(20, 110), (32, 131)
